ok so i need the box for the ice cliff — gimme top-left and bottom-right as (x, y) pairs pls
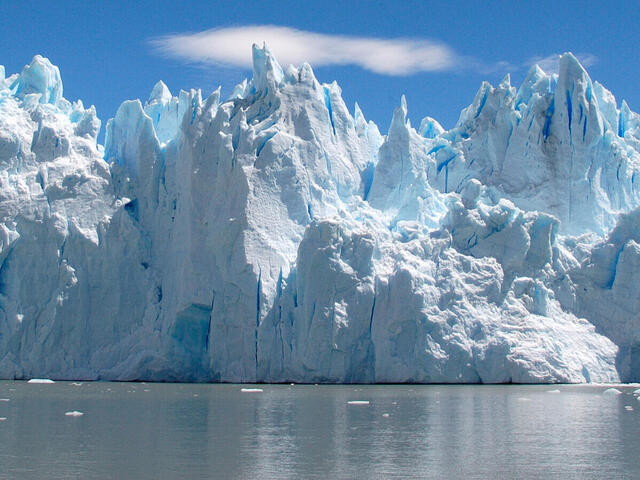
(0, 47), (638, 383)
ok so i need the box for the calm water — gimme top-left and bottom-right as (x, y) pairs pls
(0, 382), (639, 479)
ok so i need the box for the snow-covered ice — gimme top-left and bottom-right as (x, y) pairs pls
(241, 388), (264, 393)
(347, 400), (370, 405)
(64, 411), (84, 417)
(0, 47), (638, 383)
(27, 379), (55, 384)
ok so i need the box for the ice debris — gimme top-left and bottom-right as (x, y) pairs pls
(64, 411), (84, 417)
(603, 388), (623, 395)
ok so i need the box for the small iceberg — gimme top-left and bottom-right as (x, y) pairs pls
(546, 389), (561, 393)
(28, 378), (54, 384)
(625, 406), (634, 411)
(0, 417), (6, 421)
(603, 388), (623, 395)
(70, 383), (83, 387)
(241, 388), (263, 393)
(64, 411), (84, 417)
(347, 400), (370, 405)
(0, 398), (9, 402)
(382, 413), (390, 418)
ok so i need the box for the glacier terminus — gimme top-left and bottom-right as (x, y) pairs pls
(1, 46), (640, 383)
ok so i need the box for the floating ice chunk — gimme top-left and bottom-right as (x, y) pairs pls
(0, 417), (6, 421)
(0, 398), (9, 402)
(625, 406), (634, 411)
(347, 400), (370, 405)
(634, 388), (640, 395)
(241, 388), (263, 393)
(546, 389), (561, 393)
(28, 379), (55, 384)
(603, 388), (623, 395)
(71, 383), (83, 387)
(65, 411), (84, 417)
(517, 397), (531, 402)
(382, 413), (390, 418)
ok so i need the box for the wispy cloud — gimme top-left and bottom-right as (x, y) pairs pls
(525, 53), (598, 74)
(150, 25), (459, 76)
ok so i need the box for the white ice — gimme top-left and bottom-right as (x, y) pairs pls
(0, 48), (638, 384)
(603, 388), (623, 395)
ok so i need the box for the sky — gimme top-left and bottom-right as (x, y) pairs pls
(1, 0), (639, 141)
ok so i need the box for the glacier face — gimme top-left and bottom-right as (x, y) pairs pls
(0, 47), (639, 383)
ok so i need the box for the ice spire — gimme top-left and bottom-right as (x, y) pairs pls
(251, 43), (284, 93)
(389, 95), (409, 136)
(12, 55), (62, 105)
(148, 80), (172, 104)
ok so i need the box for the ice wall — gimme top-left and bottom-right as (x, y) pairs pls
(0, 48), (638, 383)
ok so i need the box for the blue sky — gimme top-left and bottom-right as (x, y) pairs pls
(1, 1), (638, 139)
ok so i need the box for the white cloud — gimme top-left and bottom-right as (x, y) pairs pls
(525, 53), (598, 74)
(150, 25), (458, 76)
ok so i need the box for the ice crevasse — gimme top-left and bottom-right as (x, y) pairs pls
(0, 47), (639, 383)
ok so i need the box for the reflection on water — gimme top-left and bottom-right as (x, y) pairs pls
(0, 382), (639, 479)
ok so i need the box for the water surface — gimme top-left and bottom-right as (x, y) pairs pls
(0, 382), (638, 479)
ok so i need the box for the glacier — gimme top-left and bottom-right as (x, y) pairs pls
(0, 47), (639, 383)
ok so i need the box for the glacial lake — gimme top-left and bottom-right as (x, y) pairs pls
(0, 382), (639, 479)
